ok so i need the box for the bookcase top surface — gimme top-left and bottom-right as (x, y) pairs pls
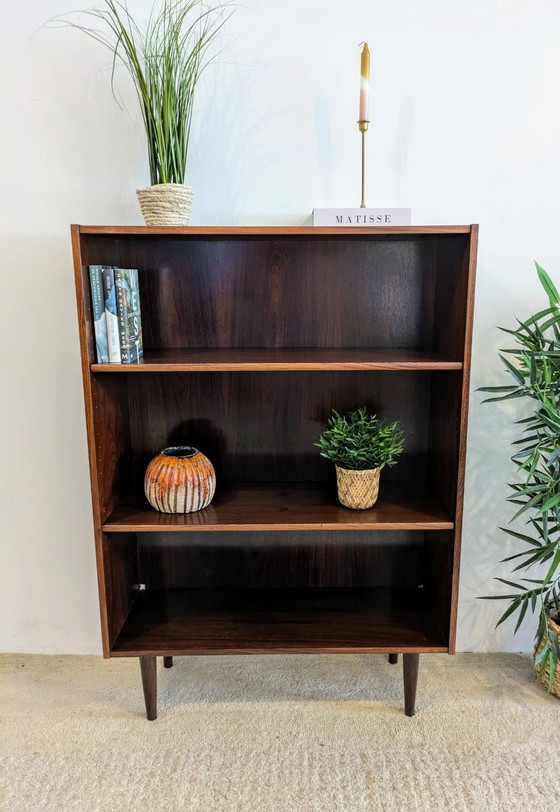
(73, 224), (477, 237)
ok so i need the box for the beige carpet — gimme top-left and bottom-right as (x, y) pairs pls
(1, 653), (559, 811)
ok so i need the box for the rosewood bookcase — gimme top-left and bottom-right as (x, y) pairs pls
(72, 225), (477, 719)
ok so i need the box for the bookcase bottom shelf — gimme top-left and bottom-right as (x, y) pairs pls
(111, 587), (448, 656)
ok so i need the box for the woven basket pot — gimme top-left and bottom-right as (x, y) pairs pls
(535, 615), (560, 698)
(335, 466), (380, 510)
(136, 183), (194, 226)
(144, 446), (215, 514)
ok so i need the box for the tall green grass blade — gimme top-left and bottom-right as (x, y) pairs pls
(49, 1), (232, 185)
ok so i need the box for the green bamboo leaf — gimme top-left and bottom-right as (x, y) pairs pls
(480, 391), (526, 404)
(539, 492), (560, 513)
(531, 591), (537, 612)
(479, 594), (522, 600)
(551, 630), (560, 658)
(535, 314), (560, 333)
(534, 644), (548, 668)
(514, 598), (529, 632)
(519, 305), (559, 327)
(478, 386), (518, 393)
(505, 484), (548, 497)
(494, 578), (526, 590)
(511, 435), (540, 445)
(500, 552), (530, 562)
(500, 527), (542, 546)
(542, 548), (560, 585)
(510, 493), (547, 521)
(499, 353), (526, 384)
(547, 653), (556, 692)
(535, 262), (560, 305)
(512, 549), (553, 571)
(496, 600), (522, 628)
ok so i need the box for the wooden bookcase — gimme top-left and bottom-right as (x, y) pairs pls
(72, 225), (478, 719)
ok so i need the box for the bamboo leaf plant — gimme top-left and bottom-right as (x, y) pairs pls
(479, 263), (560, 691)
(51, 0), (231, 185)
(315, 408), (404, 471)
(315, 408), (404, 511)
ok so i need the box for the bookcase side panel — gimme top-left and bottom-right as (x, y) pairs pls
(448, 226), (478, 651)
(427, 373), (463, 517)
(103, 532), (139, 648)
(80, 374), (132, 655)
(424, 529), (454, 647)
(91, 374), (132, 523)
(73, 227), (112, 655)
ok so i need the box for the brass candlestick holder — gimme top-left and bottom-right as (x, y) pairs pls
(357, 119), (369, 208)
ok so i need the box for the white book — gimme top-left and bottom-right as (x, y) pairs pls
(88, 265), (110, 363)
(102, 267), (121, 363)
(313, 208), (412, 226)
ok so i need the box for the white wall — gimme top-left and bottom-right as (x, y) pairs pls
(1, 0), (559, 654)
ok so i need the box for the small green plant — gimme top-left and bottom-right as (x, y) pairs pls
(315, 408), (404, 471)
(479, 262), (560, 691)
(50, 0), (231, 185)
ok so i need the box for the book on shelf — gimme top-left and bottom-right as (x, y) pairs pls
(312, 208), (412, 226)
(88, 265), (111, 363)
(101, 267), (121, 363)
(114, 268), (144, 363)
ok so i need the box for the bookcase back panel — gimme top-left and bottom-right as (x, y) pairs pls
(135, 530), (425, 589)
(124, 371), (435, 488)
(80, 234), (469, 353)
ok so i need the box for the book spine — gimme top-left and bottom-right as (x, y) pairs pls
(88, 266), (109, 363)
(102, 268), (121, 363)
(130, 268), (144, 364)
(114, 268), (144, 364)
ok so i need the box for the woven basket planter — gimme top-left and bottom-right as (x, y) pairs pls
(535, 615), (560, 698)
(136, 183), (194, 226)
(335, 466), (380, 510)
(144, 446), (215, 513)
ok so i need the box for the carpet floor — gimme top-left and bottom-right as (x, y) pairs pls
(1, 652), (559, 811)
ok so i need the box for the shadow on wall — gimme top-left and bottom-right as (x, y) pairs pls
(190, 51), (319, 225)
(459, 301), (537, 652)
(33, 24), (146, 217)
(392, 95), (414, 204)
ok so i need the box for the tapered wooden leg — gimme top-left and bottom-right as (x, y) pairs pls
(163, 656), (173, 668)
(388, 653), (398, 664)
(139, 656), (157, 721)
(403, 654), (419, 717)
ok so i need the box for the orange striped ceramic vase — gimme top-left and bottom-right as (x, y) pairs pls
(144, 446), (216, 513)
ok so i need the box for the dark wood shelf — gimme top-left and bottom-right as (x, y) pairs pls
(103, 482), (454, 532)
(111, 587), (448, 656)
(91, 348), (463, 372)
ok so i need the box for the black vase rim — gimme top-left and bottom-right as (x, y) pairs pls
(160, 446), (198, 459)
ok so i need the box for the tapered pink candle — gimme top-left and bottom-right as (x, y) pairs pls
(359, 42), (370, 121)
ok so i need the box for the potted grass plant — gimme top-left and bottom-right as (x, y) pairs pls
(479, 263), (560, 697)
(315, 408), (404, 510)
(52, 0), (231, 225)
